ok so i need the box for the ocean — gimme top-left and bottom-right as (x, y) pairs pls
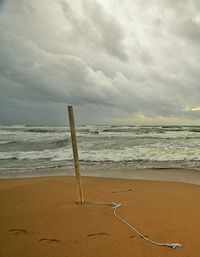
(0, 125), (200, 177)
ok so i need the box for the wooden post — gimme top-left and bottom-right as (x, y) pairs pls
(67, 105), (84, 204)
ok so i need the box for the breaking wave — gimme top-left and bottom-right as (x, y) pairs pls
(1, 125), (200, 171)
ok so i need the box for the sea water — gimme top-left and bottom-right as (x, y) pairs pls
(0, 125), (200, 176)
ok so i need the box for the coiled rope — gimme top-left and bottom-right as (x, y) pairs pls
(85, 200), (182, 249)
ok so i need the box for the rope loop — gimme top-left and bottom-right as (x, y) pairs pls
(85, 200), (182, 249)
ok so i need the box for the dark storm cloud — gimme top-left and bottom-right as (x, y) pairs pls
(0, 0), (200, 125)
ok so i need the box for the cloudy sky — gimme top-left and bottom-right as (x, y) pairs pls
(0, 0), (200, 125)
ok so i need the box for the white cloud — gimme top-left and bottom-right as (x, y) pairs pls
(184, 106), (200, 112)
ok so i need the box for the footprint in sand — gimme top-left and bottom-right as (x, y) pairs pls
(87, 232), (109, 237)
(112, 188), (134, 193)
(129, 235), (137, 239)
(38, 238), (61, 244)
(9, 229), (61, 245)
(9, 229), (29, 235)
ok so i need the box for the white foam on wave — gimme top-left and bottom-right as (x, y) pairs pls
(78, 146), (200, 162)
(1, 125), (200, 170)
(0, 127), (70, 144)
(98, 130), (200, 139)
(1, 144), (199, 162)
(0, 141), (14, 145)
(0, 148), (72, 161)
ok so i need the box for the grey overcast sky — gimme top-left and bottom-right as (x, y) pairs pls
(0, 0), (200, 125)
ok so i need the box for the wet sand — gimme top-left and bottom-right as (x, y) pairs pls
(1, 166), (200, 185)
(0, 174), (200, 257)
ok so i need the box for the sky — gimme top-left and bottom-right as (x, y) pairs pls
(0, 0), (200, 125)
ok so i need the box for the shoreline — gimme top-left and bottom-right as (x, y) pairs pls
(0, 166), (200, 185)
(1, 175), (200, 257)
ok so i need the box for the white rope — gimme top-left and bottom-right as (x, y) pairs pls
(85, 200), (182, 249)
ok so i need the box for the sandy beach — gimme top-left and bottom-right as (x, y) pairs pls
(1, 173), (200, 257)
